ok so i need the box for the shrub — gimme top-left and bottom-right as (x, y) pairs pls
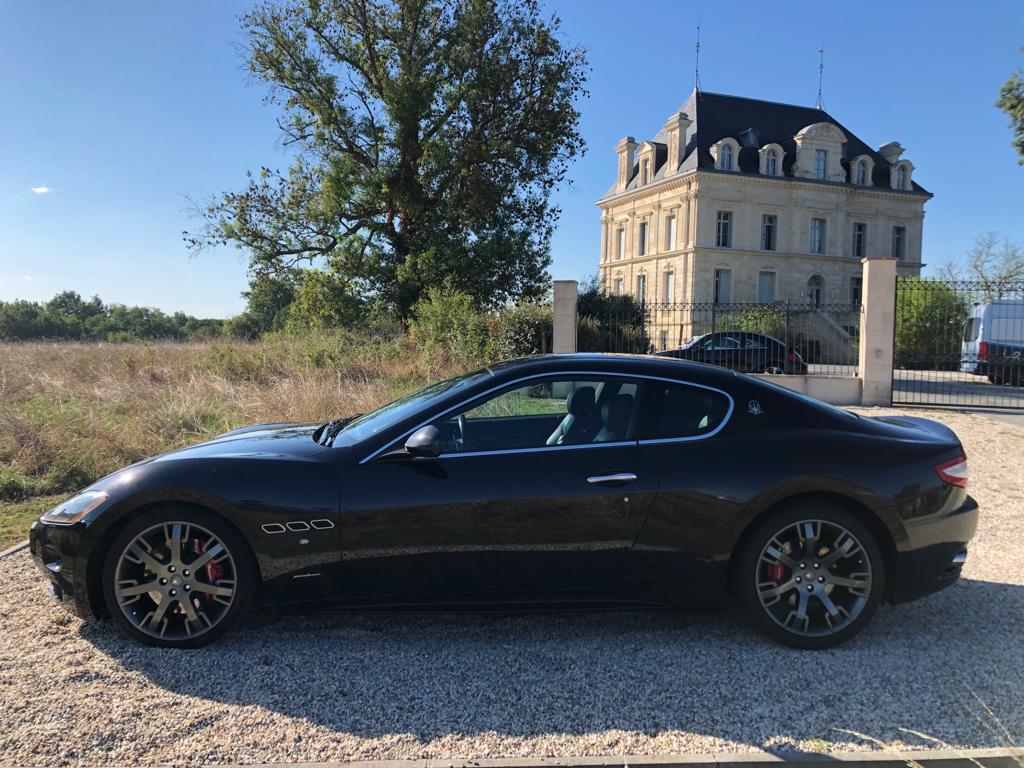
(409, 286), (488, 365)
(719, 305), (787, 340)
(0, 467), (40, 502)
(487, 303), (553, 360)
(895, 279), (969, 370)
(576, 275), (649, 353)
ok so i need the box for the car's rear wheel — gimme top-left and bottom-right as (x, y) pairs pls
(994, 367), (1023, 387)
(101, 506), (256, 648)
(763, 366), (784, 375)
(734, 501), (885, 649)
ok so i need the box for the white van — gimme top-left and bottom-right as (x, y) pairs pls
(961, 300), (1024, 385)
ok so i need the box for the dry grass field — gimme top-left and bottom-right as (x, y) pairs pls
(0, 334), (457, 548)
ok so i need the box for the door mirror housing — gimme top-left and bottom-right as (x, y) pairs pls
(404, 425), (442, 459)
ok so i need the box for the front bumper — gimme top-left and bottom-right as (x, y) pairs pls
(29, 519), (97, 621)
(889, 494), (979, 604)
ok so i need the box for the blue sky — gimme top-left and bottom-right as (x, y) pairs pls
(2, 1), (1022, 317)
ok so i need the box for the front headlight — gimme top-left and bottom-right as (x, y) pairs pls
(41, 491), (108, 525)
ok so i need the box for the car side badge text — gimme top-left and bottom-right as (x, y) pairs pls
(747, 400), (763, 416)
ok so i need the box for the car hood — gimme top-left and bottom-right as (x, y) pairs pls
(147, 423), (329, 463)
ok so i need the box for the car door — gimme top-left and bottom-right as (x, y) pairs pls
(336, 375), (658, 601)
(743, 334), (772, 373)
(624, 377), (737, 602)
(697, 332), (743, 371)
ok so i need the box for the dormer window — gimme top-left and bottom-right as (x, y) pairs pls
(850, 155), (874, 187)
(713, 138), (741, 172)
(888, 159), (913, 191)
(641, 158), (650, 185)
(758, 143), (785, 176)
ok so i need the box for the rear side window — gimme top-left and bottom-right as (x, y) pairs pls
(963, 318), (980, 342)
(638, 381), (731, 440)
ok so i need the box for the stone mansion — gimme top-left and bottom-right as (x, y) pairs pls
(596, 90), (930, 315)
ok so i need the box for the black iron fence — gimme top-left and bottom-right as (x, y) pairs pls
(893, 278), (1024, 409)
(578, 300), (862, 377)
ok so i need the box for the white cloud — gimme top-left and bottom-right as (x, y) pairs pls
(31, 185), (51, 194)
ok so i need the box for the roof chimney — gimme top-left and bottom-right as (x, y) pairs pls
(662, 112), (692, 175)
(614, 136), (637, 192)
(878, 141), (904, 164)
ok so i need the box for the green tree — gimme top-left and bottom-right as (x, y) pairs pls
(997, 51), (1024, 164)
(286, 268), (366, 330)
(241, 272), (299, 334)
(0, 293), (222, 342)
(187, 0), (588, 320)
(895, 278), (969, 371)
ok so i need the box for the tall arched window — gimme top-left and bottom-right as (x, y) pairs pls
(765, 149), (778, 176)
(896, 164), (908, 190)
(721, 143), (733, 171)
(856, 160), (867, 185)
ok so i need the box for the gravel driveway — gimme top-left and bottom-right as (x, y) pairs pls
(1, 407), (1022, 766)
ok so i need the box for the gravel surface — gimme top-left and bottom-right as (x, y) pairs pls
(1, 407), (1022, 766)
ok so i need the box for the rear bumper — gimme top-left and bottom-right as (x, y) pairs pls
(889, 494), (979, 604)
(29, 519), (97, 621)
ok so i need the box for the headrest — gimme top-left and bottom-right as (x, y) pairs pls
(601, 394), (633, 433)
(566, 386), (596, 416)
(664, 388), (712, 430)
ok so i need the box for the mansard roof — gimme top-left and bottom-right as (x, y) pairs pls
(607, 90), (929, 197)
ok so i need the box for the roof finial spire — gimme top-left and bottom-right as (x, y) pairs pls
(816, 41), (826, 109)
(694, 20), (702, 93)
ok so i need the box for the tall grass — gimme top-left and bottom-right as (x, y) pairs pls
(0, 331), (470, 542)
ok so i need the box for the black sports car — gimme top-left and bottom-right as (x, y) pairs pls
(30, 354), (977, 649)
(656, 331), (808, 375)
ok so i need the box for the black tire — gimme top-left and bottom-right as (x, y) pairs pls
(733, 500), (885, 650)
(991, 368), (1023, 387)
(101, 505), (257, 648)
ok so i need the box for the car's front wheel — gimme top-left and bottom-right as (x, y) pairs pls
(734, 501), (885, 649)
(101, 506), (256, 648)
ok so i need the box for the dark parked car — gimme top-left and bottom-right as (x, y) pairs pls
(31, 354), (976, 649)
(656, 331), (807, 374)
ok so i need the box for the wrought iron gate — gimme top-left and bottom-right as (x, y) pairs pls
(892, 278), (1024, 409)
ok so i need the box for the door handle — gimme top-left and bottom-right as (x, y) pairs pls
(586, 472), (637, 485)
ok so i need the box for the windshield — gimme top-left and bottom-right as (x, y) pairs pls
(339, 368), (491, 443)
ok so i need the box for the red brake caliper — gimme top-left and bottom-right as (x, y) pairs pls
(768, 563), (785, 582)
(193, 539), (224, 596)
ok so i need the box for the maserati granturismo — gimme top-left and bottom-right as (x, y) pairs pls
(30, 354), (977, 649)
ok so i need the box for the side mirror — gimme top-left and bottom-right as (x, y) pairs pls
(404, 424), (442, 459)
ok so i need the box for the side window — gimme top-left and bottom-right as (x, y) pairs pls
(963, 318), (980, 343)
(706, 334), (741, 351)
(436, 377), (639, 454)
(638, 381), (731, 441)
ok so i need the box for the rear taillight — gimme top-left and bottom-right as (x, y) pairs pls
(787, 350), (802, 363)
(978, 341), (988, 361)
(934, 455), (968, 488)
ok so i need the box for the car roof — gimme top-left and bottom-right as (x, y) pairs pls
(485, 353), (741, 385)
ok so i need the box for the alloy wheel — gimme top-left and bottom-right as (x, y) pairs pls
(113, 521), (237, 641)
(755, 519), (873, 637)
